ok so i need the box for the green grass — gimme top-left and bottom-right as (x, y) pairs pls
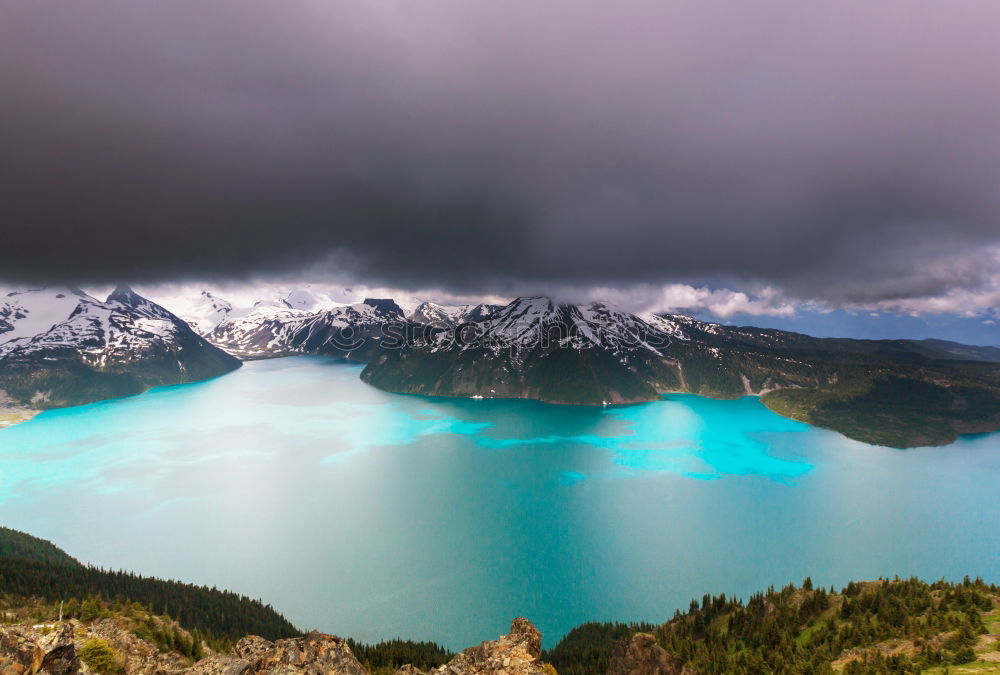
(922, 662), (1000, 674)
(982, 609), (1000, 633)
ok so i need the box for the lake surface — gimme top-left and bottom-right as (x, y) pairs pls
(1, 356), (999, 649)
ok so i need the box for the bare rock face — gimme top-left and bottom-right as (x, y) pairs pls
(231, 632), (368, 675)
(35, 626), (79, 675)
(606, 633), (685, 675)
(186, 655), (251, 675)
(391, 666), (426, 675)
(430, 618), (545, 675)
(0, 624), (80, 675)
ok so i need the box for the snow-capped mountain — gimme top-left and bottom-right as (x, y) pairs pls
(443, 297), (684, 356)
(5, 286), (1000, 447)
(406, 301), (501, 328)
(363, 296), (692, 404)
(180, 291), (234, 335)
(0, 286), (240, 411)
(361, 295), (1000, 446)
(156, 286), (367, 337)
(209, 298), (423, 360)
(0, 287), (92, 344)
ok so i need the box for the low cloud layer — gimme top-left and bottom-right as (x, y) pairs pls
(3, 0), (1000, 313)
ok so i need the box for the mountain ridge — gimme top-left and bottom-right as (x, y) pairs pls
(0, 286), (240, 418)
(5, 287), (1000, 448)
(359, 296), (1000, 447)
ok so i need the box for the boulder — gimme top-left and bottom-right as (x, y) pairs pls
(186, 655), (251, 675)
(36, 626), (79, 675)
(606, 633), (684, 675)
(0, 624), (80, 675)
(391, 666), (426, 675)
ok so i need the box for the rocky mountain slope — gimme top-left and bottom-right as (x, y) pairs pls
(406, 302), (502, 329)
(208, 298), (429, 361)
(0, 286), (240, 417)
(360, 296), (1000, 447)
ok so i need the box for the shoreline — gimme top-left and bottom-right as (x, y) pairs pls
(0, 408), (41, 429)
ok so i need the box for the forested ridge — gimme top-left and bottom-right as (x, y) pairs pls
(0, 525), (79, 566)
(0, 527), (298, 644)
(0, 526), (453, 671)
(544, 577), (1000, 674)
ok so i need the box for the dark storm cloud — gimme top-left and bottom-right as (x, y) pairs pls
(2, 0), (1000, 305)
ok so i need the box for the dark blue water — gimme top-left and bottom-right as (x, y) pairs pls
(1, 356), (998, 649)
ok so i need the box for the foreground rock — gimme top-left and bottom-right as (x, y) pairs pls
(240, 631), (368, 675)
(1, 621), (188, 675)
(423, 618), (546, 675)
(0, 620), (551, 675)
(0, 623), (80, 675)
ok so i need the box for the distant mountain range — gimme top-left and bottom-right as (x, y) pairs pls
(0, 286), (239, 419)
(3, 287), (1000, 447)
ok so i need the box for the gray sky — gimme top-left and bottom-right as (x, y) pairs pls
(2, 0), (1000, 317)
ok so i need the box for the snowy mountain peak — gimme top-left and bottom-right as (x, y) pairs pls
(207, 296), (412, 359)
(407, 301), (500, 328)
(105, 285), (179, 321)
(107, 284), (138, 302)
(419, 296), (674, 357)
(0, 286), (238, 411)
(0, 287), (96, 345)
(360, 298), (404, 318)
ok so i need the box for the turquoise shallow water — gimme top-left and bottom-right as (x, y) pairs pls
(1, 356), (999, 649)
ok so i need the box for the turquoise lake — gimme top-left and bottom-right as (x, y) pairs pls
(1, 356), (999, 649)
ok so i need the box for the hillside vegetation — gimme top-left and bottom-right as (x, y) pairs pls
(0, 527), (298, 646)
(5, 527), (1000, 673)
(0, 525), (79, 566)
(544, 577), (1000, 674)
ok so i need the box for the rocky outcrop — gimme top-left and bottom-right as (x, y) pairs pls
(189, 621), (549, 675)
(188, 632), (370, 675)
(0, 619), (551, 675)
(391, 666), (425, 675)
(606, 633), (686, 675)
(428, 618), (545, 675)
(85, 619), (189, 675)
(233, 632), (367, 675)
(0, 624), (80, 675)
